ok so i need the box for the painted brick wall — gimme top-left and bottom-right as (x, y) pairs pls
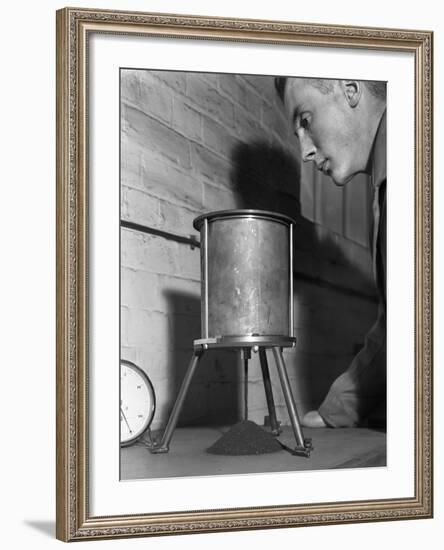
(120, 69), (378, 430)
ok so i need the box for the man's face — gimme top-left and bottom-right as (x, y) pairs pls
(284, 79), (367, 186)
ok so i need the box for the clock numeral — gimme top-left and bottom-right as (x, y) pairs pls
(137, 385), (142, 389)
(137, 415), (143, 418)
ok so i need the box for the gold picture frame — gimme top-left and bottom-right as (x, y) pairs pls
(56, 6), (433, 542)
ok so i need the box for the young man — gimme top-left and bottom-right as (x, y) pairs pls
(275, 77), (387, 428)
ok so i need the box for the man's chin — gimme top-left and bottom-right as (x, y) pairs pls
(331, 171), (355, 187)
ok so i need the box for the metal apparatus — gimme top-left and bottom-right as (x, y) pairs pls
(150, 210), (312, 457)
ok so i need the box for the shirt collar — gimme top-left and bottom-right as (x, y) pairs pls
(371, 109), (387, 189)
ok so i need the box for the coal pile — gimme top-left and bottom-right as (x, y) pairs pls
(206, 420), (282, 455)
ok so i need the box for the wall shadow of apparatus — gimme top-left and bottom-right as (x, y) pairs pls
(163, 289), (241, 428)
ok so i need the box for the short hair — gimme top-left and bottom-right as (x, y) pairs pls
(274, 76), (386, 102)
(274, 76), (287, 103)
(364, 81), (386, 100)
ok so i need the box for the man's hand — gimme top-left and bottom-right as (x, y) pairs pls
(302, 410), (328, 428)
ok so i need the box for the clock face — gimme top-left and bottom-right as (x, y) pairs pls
(120, 361), (155, 446)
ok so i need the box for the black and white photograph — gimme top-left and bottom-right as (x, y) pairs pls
(119, 69), (387, 480)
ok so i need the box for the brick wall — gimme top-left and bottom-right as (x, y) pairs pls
(120, 69), (378, 430)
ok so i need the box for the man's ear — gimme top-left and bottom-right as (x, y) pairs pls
(341, 81), (362, 108)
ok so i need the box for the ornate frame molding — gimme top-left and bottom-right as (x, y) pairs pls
(56, 7), (433, 542)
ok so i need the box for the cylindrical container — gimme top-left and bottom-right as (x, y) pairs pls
(193, 210), (295, 341)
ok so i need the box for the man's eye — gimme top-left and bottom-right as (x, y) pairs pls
(300, 117), (310, 129)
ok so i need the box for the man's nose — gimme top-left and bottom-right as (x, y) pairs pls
(300, 135), (316, 162)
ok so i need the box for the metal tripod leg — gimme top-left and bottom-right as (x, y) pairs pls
(240, 348), (251, 421)
(259, 348), (281, 435)
(272, 347), (312, 457)
(150, 349), (203, 453)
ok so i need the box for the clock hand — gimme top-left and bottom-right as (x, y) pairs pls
(120, 407), (132, 434)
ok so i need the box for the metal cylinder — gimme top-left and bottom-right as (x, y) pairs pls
(193, 210), (295, 340)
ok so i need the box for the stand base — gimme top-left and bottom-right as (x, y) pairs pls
(149, 444), (170, 454)
(279, 438), (313, 457)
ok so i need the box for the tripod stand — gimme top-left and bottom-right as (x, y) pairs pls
(149, 335), (312, 457)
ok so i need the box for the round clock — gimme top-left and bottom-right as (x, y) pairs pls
(120, 359), (156, 447)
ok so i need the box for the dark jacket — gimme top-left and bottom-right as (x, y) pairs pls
(318, 111), (387, 427)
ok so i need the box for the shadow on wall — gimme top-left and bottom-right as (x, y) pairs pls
(163, 289), (241, 427)
(231, 141), (380, 412)
(231, 140), (302, 219)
